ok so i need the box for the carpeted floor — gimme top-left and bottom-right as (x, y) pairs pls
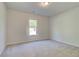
(1, 40), (79, 57)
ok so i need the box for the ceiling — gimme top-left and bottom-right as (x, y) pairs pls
(6, 2), (79, 17)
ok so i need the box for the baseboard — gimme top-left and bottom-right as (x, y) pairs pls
(7, 39), (50, 47)
(0, 46), (6, 57)
(52, 39), (79, 48)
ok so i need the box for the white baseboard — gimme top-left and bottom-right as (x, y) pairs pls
(0, 46), (6, 56)
(52, 39), (79, 48)
(7, 39), (50, 46)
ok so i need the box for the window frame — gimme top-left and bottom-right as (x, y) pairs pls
(29, 19), (37, 36)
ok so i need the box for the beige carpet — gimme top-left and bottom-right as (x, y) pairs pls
(1, 40), (79, 57)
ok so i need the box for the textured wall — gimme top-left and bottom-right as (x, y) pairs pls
(0, 3), (7, 55)
(50, 7), (79, 47)
(7, 9), (49, 45)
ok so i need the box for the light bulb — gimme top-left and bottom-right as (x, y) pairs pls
(41, 2), (49, 7)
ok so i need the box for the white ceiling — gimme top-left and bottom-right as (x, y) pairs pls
(6, 2), (79, 17)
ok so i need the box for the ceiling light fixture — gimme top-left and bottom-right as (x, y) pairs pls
(41, 2), (49, 7)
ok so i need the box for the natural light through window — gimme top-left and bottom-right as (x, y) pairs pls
(29, 19), (37, 36)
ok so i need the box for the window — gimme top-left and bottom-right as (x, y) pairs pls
(29, 19), (37, 36)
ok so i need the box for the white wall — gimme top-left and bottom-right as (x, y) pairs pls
(0, 3), (7, 55)
(7, 9), (49, 45)
(50, 7), (79, 47)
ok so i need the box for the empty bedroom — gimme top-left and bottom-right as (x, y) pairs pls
(0, 2), (79, 57)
